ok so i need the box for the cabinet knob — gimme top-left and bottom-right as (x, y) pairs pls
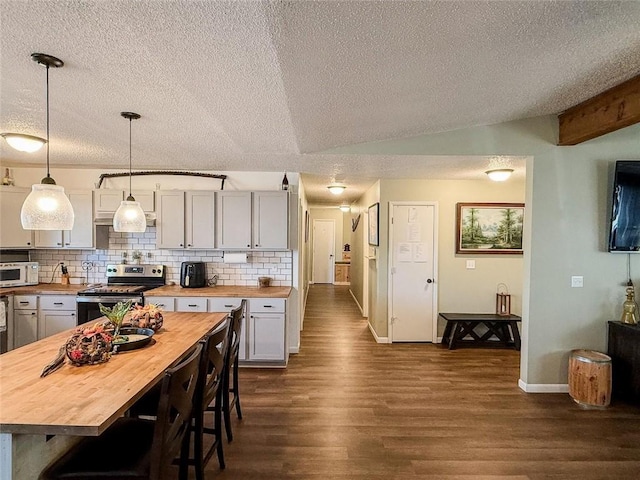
(54, 302), (63, 305)
(27, 242), (31, 245)
(180, 243), (184, 247)
(187, 244), (192, 247)
(247, 244), (250, 247)
(57, 242), (62, 246)
(65, 243), (70, 246)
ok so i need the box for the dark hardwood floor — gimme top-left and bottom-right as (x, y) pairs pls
(208, 285), (640, 479)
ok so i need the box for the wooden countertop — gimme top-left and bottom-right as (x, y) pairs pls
(0, 311), (227, 436)
(146, 285), (291, 298)
(0, 284), (86, 295)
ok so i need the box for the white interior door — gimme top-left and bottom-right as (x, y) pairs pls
(389, 203), (438, 342)
(312, 219), (335, 283)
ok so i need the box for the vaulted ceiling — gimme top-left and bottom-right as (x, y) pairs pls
(2, 1), (640, 204)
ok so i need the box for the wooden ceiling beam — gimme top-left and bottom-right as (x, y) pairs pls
(558, 73), (640, 145)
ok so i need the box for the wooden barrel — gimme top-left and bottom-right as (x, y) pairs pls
(568, 349), (612, 408)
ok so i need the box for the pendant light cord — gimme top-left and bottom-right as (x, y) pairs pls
(128, 117), (132, 198)
(45, 63), (50, 179)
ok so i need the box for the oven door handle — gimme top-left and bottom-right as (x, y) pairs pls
(76, 296), (143, 304)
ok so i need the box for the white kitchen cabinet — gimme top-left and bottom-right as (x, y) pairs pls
(216, 191), (252, 249)
(13, 295), (38, 348)
(39, 295), (76, 338)
(147, 296), (175, 312)
(252, 191), (288, 249)
(215, 191), (288, 250)
(175, 297), (208, 312)
(94, 189), (155, 215)
(247, 298), (286, 362)
(208, 297), (246, 361)
(156, 190), (215, 249)
(35, 190), (94, 248)
(0, 187), (33, 248)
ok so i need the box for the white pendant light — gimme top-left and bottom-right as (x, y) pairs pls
(113, 112), (146, 233)
(1, 133), (46, 152)
(485, 168), (514, 182)
(21, 53), (74, 231)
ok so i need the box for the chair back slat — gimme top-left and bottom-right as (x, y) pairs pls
(227, 300), (246, 365)
(200, 319), (231, 409)
(150, 342), (203, 479)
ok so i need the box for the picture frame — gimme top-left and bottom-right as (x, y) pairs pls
(304, 210), (309, 243)
(368, 202), (379, 246)
(456, 202), (524, 254)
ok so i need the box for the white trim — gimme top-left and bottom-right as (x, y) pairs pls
(368, 321), (390, 343)
(388, 201), (439, 343)
(518, 379), (569, 393)
(289, 346), (299, 354)
(350, 289), (364, 316)
(333, 282), (350, 285)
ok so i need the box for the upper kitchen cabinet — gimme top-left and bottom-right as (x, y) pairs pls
(34, 190), (93, 248)
(216, 191), (288, 250)
(94, 189), (155, 216)
(156, 190), (215, 249)
(0, 187), (33, 248)
(253, 191), (288, 249)
(216, 191), (252, 249)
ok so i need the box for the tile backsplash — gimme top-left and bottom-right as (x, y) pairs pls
(31, 227), (292, 287)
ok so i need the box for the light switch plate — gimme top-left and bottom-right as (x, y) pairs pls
(466, 260), (476, 269)
(571, 276), (584, 288)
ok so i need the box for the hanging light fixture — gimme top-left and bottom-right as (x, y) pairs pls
(1, 133), (46, 152)
(328, 184), (346, 195)
(113, 112), (146, 233)
(485, 168), (514, 182)
(20, 53), (74, 231)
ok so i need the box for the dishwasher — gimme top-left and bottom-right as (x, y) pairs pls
(0, 295), (12, 354)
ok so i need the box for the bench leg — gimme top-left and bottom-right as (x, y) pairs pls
(449, 322), (462, 349)
(510, 322), (521, 350)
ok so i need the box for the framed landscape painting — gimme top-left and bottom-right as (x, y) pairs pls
(456, 203), (524, 254)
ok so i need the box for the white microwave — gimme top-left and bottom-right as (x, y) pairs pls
(0, 262), (39, 288)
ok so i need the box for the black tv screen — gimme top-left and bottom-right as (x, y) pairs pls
(609, 161), (640, 252)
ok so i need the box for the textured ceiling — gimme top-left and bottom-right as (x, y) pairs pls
(1, 1), (639, 205)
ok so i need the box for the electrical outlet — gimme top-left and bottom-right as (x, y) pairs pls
(571, 276), (584, 288)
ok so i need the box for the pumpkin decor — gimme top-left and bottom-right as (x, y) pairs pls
(128, 303), (164, 332)
(65, 321), (114, 366)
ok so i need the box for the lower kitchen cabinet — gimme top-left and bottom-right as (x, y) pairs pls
(39, 295), (77, 338)
(13, 295), (38, 348)
(248, 298), (286, 362)
(175, 297), (207, 312)
(148, 296), (175, 312)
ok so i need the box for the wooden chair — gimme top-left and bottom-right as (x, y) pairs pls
(220, 299), (246, 442)
(40, 342), (203, 480)
(181, 318), (230, 480)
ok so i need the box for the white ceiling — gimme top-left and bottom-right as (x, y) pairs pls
(1, 1), (639, 205)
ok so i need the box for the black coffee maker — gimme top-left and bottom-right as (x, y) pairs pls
(180, 262), (207, 288)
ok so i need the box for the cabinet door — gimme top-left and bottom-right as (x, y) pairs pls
(132, 191), (155, 213)
(34, 229), (64, 248)
(253, 191), (288, 249)
(186, 191), (215, 249)
(14, 310), (38, 348)
(156, 191), (186, 248)
(0, 187), (33, 248)
(216, 191), (251, 249)
(40, 310), (76, 338)
(94, 189), (124, 214)
(66, 190), (94, 248)
(249, 313), (285, 361)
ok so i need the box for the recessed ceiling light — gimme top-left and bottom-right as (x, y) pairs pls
(339, 204), (350, 212)
(0, 133), (46, 152)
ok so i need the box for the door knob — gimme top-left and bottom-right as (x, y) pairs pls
(426, 278), (433, 284)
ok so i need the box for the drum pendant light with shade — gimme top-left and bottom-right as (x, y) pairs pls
(20, 53), (74, 231)
(113, 112), (146, 233)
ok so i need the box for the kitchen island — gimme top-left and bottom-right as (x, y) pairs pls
(0, 311), (227, 480)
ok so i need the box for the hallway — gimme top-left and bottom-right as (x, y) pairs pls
(215, 285), (640, 479)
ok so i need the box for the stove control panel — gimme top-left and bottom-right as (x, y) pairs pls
(105, 264), (165, 278)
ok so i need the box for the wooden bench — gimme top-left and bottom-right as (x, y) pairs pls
(439, 312), (522, 350)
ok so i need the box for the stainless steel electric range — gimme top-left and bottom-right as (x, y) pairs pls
(76, 264), (166, 324)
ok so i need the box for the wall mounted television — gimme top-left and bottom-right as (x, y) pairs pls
(609, 160), (640, 252)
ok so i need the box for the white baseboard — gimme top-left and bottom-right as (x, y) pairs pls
(518, 379), (569, 393)
(334, 282), (350, 285)
(289, 346), (299, 354)
(349, 289), (364, 315)
(368, 322), (390, 343)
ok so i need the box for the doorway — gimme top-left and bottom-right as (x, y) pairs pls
(388, 202), (438, 342)
(312, 219), (335, 284)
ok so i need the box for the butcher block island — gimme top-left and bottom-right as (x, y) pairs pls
(0, 311), (227, 480)
(145, 285), (292, 366)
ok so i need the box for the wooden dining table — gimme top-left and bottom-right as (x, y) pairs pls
(0, 311), (227, 480)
